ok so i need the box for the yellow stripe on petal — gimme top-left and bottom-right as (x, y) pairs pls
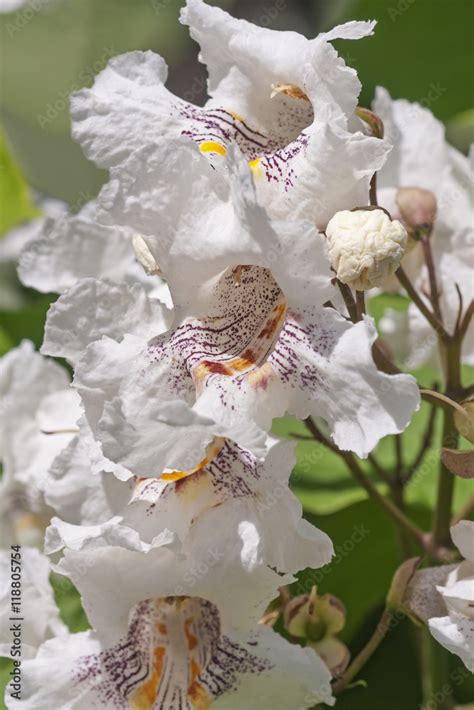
(248, 157), (263, 178)
(229, 110), (245, 123)
(199, 141), (227, 156)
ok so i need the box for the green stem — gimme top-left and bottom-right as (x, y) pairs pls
(420, 629), (454, 710)
(333, 607), (393, 694)
(432, 338), (462, 547)
(304, 418), (426, 550)
(396, 266), (447, 337)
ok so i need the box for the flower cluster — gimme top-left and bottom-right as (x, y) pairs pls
(1, 0), (472, 708)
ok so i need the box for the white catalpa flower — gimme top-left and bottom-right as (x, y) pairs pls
(373, 88), (474, 367)
(0, 547), (66, 660)
(326, 208), (407, 290)
(428, 520), (474, 672)
(53, 140), (420, 474)
(7, 514), (334, 710)
(70, 0), (389, 231)
(0, 341), (76, 547)
(6, 597), (334, 709)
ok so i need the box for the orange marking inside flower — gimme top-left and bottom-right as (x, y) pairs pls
(193, 300), (286, 386)
(184, 617), (198, 650)
(260, 302), (286, 339)
(159, 438), (225, 483)
(247, 362), (274, 390)
(129, 646), (166, 709)
(157, 623), (167, 635)
(188, 658), (211, 709)
(160, 470), (195, 482)
(199, 141), (227, 157)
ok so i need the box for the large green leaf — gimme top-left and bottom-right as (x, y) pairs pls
(0, 294), (55, 350)
(329, 0), (474, 123)
(0, 128), (38, 236)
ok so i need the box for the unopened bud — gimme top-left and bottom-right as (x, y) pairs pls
(386, 557), (421, 611)
(326, 208), (408, 290)
(355, 107), (384, 139)
(395, 187), (437, 240)
(283, 586), (349, 674)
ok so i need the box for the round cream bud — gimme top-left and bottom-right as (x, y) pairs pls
(326, 208), (408, 290)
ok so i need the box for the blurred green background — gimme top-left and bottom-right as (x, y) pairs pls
(0, 0), (473, 708)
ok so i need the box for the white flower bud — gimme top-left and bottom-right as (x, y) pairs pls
(326, 208), (408, 290)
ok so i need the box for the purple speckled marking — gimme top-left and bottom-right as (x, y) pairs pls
(73, 597), (272, 709)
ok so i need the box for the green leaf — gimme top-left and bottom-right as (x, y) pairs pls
(0, 127), (39, 236)
(0, 294), (55, 350)
(447, 109), (474, 153)
(50, 574), (90, 634)
(330, 0), (474, 124)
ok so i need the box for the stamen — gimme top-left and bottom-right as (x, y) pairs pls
(270, 83), (309, 101)
(232, 265), (242, 286)
(132, 234), (162, 276)
(41, 427), (80, 435)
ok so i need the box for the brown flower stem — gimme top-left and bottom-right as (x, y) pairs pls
(395, 266), (447, 337)
(335, 279), (358, 322)
(368, 452), (393, 487)
(394, 434), (404, 479)
(421, 235), (443, 325)
(369, 172), (378, 206)
(355, 290), (366, 320)
(371, 340), (403, 375)
(404, 402), (437, 483)
(458, 299), (473, 341)
(332, 606), (393, 694)
(303, 418), (426, 549)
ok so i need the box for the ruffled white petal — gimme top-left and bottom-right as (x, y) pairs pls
(429, 614), (474, 673)
(43, 428), (130, 526)
(0, 548), (66, 660)
(0, 342), (72, 485)
(0, 198), (66, 265)
(17, 207), (154, 295)
(42, 278), (172, 365)
(451, 520), (474, 562)
(5, 631), (102, 709)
